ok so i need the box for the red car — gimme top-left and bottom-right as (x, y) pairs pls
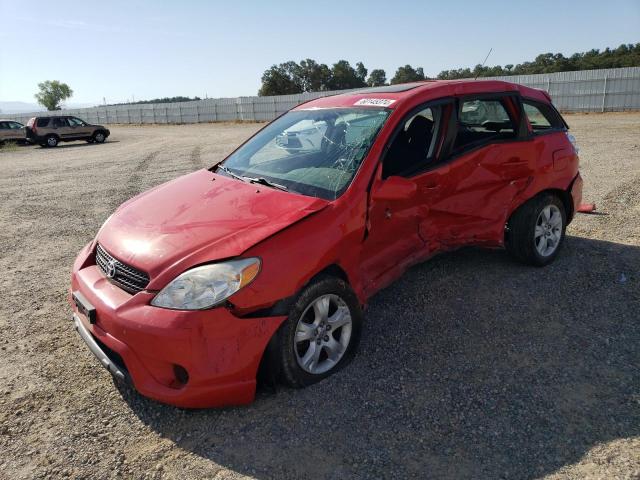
(70, 80), (583, 408)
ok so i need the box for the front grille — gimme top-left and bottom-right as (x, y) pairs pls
(95, 243), (150, 294)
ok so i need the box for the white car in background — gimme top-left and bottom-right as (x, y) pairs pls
(276, 119), (328, 152)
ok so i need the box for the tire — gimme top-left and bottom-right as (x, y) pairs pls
(506, 193), (566, 266)
(45, 135), (58, 148)
(276, 275), (362, 388)
(92, 131), (106, 143)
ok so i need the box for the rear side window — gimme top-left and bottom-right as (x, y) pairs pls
(0, 122), (8, 129)
(453, 98), (517, 153)
(522, 100), (565, 133)
(36, 118), (50, 127)
(52, 117), (69, 127)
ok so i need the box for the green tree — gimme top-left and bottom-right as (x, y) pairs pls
(298, 59), (332, 91)
(328, 60), (367, 90)
(367, 69), (387, 87)
(258, 62), (303, 96)
(34, 80), (73, 111)
(355, 62), (368, 84)
(436, 43), (640, 79)
(390, 65), (425, 84)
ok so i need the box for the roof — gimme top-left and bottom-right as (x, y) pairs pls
(295, 80), (550, 111)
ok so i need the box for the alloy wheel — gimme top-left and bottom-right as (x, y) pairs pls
(535, 204), (563, 257)
(294, 294), (352, 374)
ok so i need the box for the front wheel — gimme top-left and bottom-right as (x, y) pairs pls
(277, 276), (362, 388)
(92, 131), (106, 143)
(506, 193), (566, 266)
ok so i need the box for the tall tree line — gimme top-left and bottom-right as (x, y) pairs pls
(258, 60), (426, 96)
(258, 43), (640, 95)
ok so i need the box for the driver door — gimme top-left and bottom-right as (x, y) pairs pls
(359, 101), (451, 295)
(68, 117), (93, 138)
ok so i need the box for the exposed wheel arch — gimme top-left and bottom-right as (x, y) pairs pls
(505, 191), (568, 266)
(253, 264), (352, 388)
(509, 187), (574, 230)
(256, 269), (360, 389)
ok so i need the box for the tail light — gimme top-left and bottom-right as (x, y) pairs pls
(27, 118), (37, 135)
(566, 132), (579, 154)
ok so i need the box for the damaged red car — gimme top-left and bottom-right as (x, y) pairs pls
(70, 80), (583, 408)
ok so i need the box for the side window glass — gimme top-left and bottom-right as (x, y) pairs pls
(69, 117), (85, 127)
(52, 118), (68, 128)
(454, 98), (516, 153)
(0, 122), (7, 130)
(37, 118), (49, 127)
(522, 101), (559, 133)
(10, 122), (22, 129)
(383, 106), (441, 178)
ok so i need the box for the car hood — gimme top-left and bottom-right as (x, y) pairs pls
(97, 169), (328, 286)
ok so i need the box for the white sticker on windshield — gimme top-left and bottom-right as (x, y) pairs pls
(354, 98), (396, 107)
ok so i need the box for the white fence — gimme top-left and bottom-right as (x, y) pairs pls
(6, 67), (640, 125)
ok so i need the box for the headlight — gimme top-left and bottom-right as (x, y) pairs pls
(151, 258), (260, 310)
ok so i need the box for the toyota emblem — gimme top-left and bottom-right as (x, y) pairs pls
(106, 259), (117, 279)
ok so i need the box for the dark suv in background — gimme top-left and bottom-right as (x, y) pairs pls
(26, 116), (110, 147)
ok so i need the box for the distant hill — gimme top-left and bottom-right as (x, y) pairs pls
(0, 101), (97, 114)
(0, 101), (43, 114)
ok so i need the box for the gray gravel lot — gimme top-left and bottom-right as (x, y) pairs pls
(0, 114), (638, 479)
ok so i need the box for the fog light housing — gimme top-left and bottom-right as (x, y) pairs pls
(172, 364), (189, 387)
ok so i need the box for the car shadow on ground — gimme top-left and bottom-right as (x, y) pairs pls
(31, 140), (120, 149)
(117, 235), (639, 479)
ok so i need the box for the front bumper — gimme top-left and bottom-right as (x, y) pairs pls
(69, 245), (286, 408)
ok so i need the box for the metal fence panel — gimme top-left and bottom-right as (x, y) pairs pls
(6, 67), (639, 124)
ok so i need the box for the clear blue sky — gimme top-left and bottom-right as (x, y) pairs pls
(0, 0), (638, 105)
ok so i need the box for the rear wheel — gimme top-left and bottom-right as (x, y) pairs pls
(506, 193), (566, 266)
(45, 135), (58, 148)
(93, 131), (106, 143)
(277, 276), (362, 388)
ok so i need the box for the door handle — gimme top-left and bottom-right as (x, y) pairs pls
(421, 183), (440, 193)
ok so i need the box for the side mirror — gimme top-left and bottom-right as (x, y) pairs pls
(372, 176), (417, 201)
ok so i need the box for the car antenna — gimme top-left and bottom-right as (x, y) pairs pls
(474, 48), (493, 80)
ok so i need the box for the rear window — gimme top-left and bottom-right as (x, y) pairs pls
(36, 118), (50, 127)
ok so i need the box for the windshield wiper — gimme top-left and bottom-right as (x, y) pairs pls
(217, 164), (247, 182)
(244, 176), (288, 191)
(217, 165), (288, 191)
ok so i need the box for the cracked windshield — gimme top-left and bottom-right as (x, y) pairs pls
(218, 108), (390, 199)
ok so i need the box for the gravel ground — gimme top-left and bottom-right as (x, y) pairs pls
(0, 114), (638, 480)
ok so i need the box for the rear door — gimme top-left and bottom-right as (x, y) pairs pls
(52, 117), (73, 138)
(415, 94), (535, 251)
